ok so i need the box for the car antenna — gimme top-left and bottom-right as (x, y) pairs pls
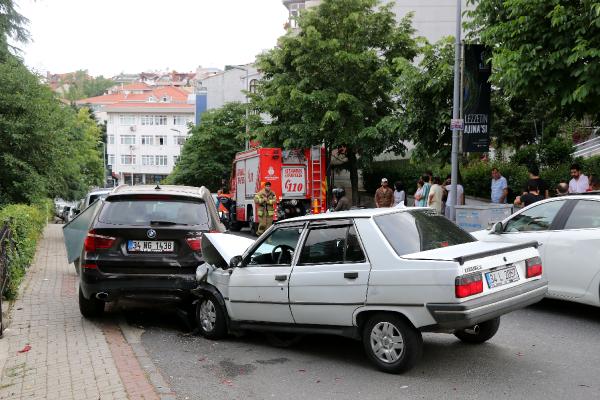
(155, 183), (161, 190)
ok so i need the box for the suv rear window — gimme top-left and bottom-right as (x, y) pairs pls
(99, 197), (209, 227)
(374, 210), (475, 256)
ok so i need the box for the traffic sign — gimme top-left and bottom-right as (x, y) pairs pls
(450, 118), (464, 130)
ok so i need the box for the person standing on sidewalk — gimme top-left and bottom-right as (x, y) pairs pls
(375, 178), (394, 208)
(254, 182), (276, 235)
(418, 174), (432, 207)
(393, 181), (406, 207)
(514, 182), (544, 207)
(491, 168), (508, 204)
(525, 164), (549, 199)
(568, 163), (590, 193)
(427, 176), (444, 214)
(443, 174), (464, 218)
(414, 179), (425, 207)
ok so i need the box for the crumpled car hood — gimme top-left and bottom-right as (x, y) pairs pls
(201, 233), (255, 268)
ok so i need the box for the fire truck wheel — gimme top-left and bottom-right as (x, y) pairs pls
(229, 221), (242, 232)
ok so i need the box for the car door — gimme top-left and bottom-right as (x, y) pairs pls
(288, 220), (370, 326)
(227, 224), (304, 323)
(542, 199), (600, 300)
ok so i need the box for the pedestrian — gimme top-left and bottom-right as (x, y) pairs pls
(568, 163), (589, 193)
(443, 174), (464, 219)
(393, 181), (406, 207)
(490, 167), (508, 204)
(332, 187), (351, 211)
(588, 176), (600, 191)
(420, 174), (432, 207)
(514, 182), (544, 207)
(414, 179), (424, 207)
(427, 176), (444, 214)
(254, 181), (276, 235)
(375, 178), (394, 208)
(556, 181), (569, 196)
(525, 164), (549, 199)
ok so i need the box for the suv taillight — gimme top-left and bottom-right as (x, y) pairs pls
(84, 230), (116, 252)
(455, 273), (483, 298)
(186, 236), (202, 252)
(526, 256), (542, 278)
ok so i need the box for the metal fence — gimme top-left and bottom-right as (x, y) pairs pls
(0, 222), (14, 338)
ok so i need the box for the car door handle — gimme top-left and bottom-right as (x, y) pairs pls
(275, 275), (288, 282)
(344, 272), (359, 279)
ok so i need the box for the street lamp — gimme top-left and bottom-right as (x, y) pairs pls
(228, 64), (251, 150)
(98, 140), (106, 187)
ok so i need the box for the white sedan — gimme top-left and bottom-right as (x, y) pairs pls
(472, 194), (600, 307)
(193, 208), (547, 373)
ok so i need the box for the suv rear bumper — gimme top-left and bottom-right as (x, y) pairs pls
(80, 269), (197, 303)
(426, 279), (548, 330)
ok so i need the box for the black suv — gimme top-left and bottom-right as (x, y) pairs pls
(77, 185), (223, 318)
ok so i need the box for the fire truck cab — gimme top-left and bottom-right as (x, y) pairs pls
(229, 146), (327, 233)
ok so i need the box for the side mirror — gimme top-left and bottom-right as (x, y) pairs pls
(229, 255), (243, 269)
(492, 221), (504, 234)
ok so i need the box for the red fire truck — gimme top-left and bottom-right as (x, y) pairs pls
(229, 146), (327, 233)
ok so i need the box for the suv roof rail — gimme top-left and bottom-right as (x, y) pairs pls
(112, 184), (130, 193)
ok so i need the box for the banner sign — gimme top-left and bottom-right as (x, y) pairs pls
(463, 44), (491, 152)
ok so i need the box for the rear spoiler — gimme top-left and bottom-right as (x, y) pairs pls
(454, 241), (539, 265)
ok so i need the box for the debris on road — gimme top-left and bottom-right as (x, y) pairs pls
(17, 344), (31, 354)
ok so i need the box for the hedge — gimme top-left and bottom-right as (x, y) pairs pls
(0, 203), (48, 299)
(363, 154), (600, 201)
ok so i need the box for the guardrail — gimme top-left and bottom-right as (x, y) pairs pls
(0, 222), (14, 338)
(573, 136), (600, 158)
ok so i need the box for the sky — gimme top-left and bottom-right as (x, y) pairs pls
(14, 0), (289, 77)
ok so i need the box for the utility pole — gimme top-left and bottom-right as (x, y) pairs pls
(449, 0), (462, 221)
(230, 65), (251, 150)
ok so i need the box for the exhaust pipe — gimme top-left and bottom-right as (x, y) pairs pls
(95, 292), (109, 301)
(464, 325), (480, 335)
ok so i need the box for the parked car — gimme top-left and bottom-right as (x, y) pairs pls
(79, 188), (112, 212)
(63, 185), (224, 318)
(472, 193), (600, 307)
(192, 208), (547, 373)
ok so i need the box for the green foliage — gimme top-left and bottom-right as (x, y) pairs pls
(539, 137), (574, 167)
(0, 203), (47, 299)
(252, 0), (418, 202)
(61, 70), (115, 101)
(467, 0), (600, 120)
(540, 164), (571, 195)
(0, 58), (104, 204)
(362, 159), (425, 195)
(461, 161), (528, 201)
(0, 0), (29, 58)
(166, 102), (254, 190)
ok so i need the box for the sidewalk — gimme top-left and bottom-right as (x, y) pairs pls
(0, 224), (171, 400)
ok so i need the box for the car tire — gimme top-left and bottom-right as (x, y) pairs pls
(78, 287), (105, 318)
(73, 258), (80, 275)
(196, 294), (227, 340)
(362, 313), (423, 374)
(454, 317), (500, 344)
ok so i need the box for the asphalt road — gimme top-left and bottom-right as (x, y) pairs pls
(120, 296), (600, 400)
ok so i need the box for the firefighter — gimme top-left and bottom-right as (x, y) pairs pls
(254, 181), (276, 235)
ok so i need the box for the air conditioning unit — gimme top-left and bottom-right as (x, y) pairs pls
(129, 126), (136, 132)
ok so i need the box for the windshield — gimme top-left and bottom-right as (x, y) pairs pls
(99, 199), (209, 227)
(374, 210), (476, 256)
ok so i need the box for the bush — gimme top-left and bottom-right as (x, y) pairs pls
(0, 203), (47, 299)
(361, 160), (449, 195)
(540, 137), (574, 167)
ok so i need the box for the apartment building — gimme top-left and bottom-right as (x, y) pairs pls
(79, 85), (195, 185)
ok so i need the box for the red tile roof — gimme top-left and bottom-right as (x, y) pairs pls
(104, 102), (194, 112)
(77, 85), (190, 106)
(115, 82), (152, 91)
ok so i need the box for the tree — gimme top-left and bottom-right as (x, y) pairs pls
(166, 102), (256, 190)
(467, 0), (600, 120)
(61, 70), (115, 102)
(0, 0), (29, 58)
(251, 0), (418, 203)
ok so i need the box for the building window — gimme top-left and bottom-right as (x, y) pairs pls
(173, 156), (180, 165)
(142, 155), (155, 166)
(173, 115), (187, 126)
(141, 115), (167, 126)
(108, 135), (115, 144)
(141, 135), (154, 145)
(121, 155), (136, 165)
(119, 114), (136, 125)
(155, 155), (168, 166)
(108, 155), (115, 166)
(175, 136), (186, 145)
(249, 79), (259, 93)
(120, 135), (136, 145)
(156, 135), (167, 146)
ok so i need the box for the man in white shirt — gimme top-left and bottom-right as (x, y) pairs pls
(568, 163), (589, 193)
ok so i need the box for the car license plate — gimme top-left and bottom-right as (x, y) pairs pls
(127, 240), (174, 253)
(485, 265), (519, 289)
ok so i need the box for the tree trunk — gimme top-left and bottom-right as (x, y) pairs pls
(347, 150), (359, 206)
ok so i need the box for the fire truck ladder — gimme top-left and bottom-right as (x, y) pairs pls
(310, 146), (323, 213)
